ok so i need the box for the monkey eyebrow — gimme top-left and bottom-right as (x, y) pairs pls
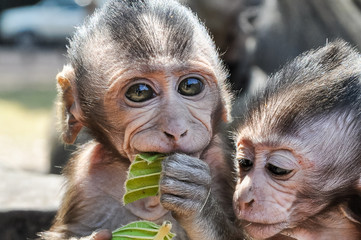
(108, 68), (136, 88)
(186, 63), (218, 82)
(236, 138), (253, 148)
(149, 63), (216, 83)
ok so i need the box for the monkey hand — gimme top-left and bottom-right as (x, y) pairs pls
(159, 154), (241, 240)
(160, 154), (219, 239)
(159, 153), (212, 219)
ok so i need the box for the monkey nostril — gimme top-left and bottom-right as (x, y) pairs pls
(246, 199), (255, 208)
(163, 130), (188, 140)
(180, 130), (187, 137)
(164, 131), (174, 139)
(240, 199), (254, 211)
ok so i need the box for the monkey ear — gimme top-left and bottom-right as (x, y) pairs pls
(340, 201), (361, 224)
(57, 65), (84, 144)
(339, 178), (361, 224)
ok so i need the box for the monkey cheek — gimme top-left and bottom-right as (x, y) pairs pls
(130, 135), (174, 154)
(233, 193), (289, 239)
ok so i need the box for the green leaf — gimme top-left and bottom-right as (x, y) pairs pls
(112, 221), (175, 240)
(137, 153), (166, 163)
(123, 153), (166, 205)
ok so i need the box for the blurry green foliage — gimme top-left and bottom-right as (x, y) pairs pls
(0, 88), (56, 110)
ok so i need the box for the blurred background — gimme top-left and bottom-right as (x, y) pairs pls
(0, 0), (360, 239)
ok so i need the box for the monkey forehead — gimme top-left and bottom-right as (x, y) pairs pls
(297, 111), (360, 156)
(106, 58), (219, 85)
(236, 86), (361, 160)
(73, 25), (224, 88)
(68, 23), (225, 88)
(74, 36), (225, 89)
(236, 128), (300, 158)
(236, 109), (361, 166)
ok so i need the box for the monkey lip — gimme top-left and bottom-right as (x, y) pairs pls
(130, 130), (210, 157)
(241, 220), (287, 239)
(132, 142), (203, 158)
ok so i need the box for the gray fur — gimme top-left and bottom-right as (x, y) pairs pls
(244, 40), (361, 137)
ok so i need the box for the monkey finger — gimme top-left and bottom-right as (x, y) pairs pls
(161, 166), (211, 186)
(165, 153), (210, 170)
(160, 193), (203, 216)
(160, 177), (209, 201)
(162, 155), (211, 184)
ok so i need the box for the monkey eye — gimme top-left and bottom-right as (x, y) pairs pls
(238, 158), (253, 172)
(125, 83), (156, 102)
(178, 77), (204, 96)
(266, 163), (293, 177)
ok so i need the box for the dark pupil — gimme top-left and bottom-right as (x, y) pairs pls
(266, 163), (292, 176)
(178, 78), (203, 96)
(125, 83), (155, 102)
(238, 158), (253, 171)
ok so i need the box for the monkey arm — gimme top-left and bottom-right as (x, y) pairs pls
(159, 154), (243, 240)
(40, 143), (132, 240)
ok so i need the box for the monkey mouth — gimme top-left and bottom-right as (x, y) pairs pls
(241, 220), (287, 239)
(131, 140), (204, 157)
(128, 147), (202, 162)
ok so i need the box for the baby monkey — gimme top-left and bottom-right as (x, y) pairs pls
(40, 0), (235, 239)
(233, 40), (361, 239)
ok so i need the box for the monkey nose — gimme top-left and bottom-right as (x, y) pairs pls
(235, 176), (255, 211)
(239, 199), (254, 211)
(163, 130), (188, 141)
(234, 190), (255, 218)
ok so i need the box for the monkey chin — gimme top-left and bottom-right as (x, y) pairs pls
(242, 221), (287, 239)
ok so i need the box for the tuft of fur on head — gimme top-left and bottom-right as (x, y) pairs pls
(242, 40), (361, 136)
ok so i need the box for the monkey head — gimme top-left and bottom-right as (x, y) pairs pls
(233, 41), (361, 239)
(56, 0), (231, 161)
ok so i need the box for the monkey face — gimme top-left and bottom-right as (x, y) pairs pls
(56, 58), (226, 162)
(232, 117), (320, 239)
(100, 60), (223, 161)
(56, 0), (231, 163)
(233, 136), (300, 239)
